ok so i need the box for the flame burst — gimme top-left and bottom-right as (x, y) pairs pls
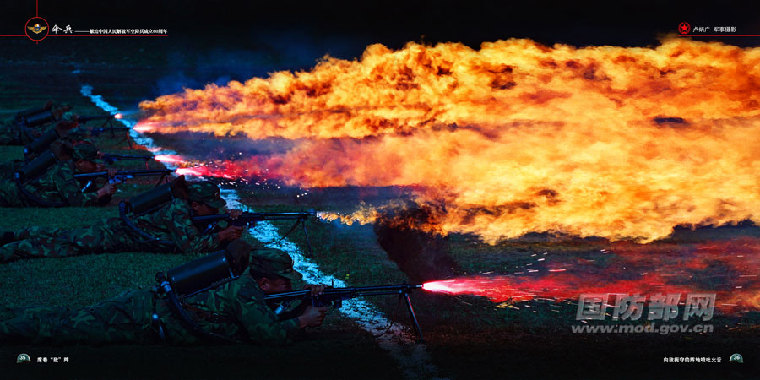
(423, 238), (760, 313)
(154, 154), (185, 164)
(140, 38), (760, 243)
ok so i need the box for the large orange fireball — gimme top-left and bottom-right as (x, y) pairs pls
(140, 38), (760, 243)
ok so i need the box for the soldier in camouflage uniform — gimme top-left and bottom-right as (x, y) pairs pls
(0, 240), (328, 345)
(0, 181), (244, 262)
(0, 103), (73, 145)
(0, 142), (117, 207)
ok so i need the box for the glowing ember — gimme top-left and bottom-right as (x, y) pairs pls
(172, 160), (257, 180)
(154, 154), (186, 164)
(175, 167), (208, 177)
(140, 39), (760, 243)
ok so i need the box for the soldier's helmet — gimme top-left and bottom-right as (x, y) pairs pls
(249, 248), (302, 283)
(186, 181), (227, 211)
(71, 142), (100, 162)
(56, 111), (80, 132)
(61, 112), (79, 122)
(225, 239), (252, 276)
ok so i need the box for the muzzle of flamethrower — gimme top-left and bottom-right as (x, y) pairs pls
(118, 176), (189, 245)
(156, 239), (251, 298)
(24, 128), (59, 158)
(14, 150), (57, 183)
(16, 105), (50, 121)
(21, 110), (56, 127)
(158, 250), (236, 298)
(154, 242), (250, 344)
(121, 176), (188, 216)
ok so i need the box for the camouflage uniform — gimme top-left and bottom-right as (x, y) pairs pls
(0, 245), (303, 345)
(0, 183), (226, 262)
(0, 161), (100, 207)
(0, 143), (102, 207)
(0, 108), (64, 146)
(3, 102), (75, 141)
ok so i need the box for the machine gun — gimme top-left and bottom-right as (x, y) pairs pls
(192, 211), (315, 233)
(88, 126), (132, 137)
(192, 210), (317, 248)
(192, 210), (316, 228)
(100, 153), (154, 168)
(78, 114), (132, 146)
(78, 114), (118, 124)
(265, 284), (425, 341)
(75, 169), (173, 190)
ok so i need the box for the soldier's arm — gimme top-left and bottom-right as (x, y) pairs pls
(229, 278), (301, 345)
(53, 163), (98, 206)
(157, 199), (221, 254)
(236, 299), (301, 344)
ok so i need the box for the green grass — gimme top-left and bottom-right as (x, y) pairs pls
(0, 146), (22, 162)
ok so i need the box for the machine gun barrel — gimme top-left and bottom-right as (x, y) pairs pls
(263, 284), (422, 301)
(74, 169), (173, 180)
(75, 169), (173, 190)
(78, 114), (116, 123)
(264, 284), (424, 341)
(192, 211), (316, 226)
(101, 153), (153, 165)
(74, 169), (174, 181)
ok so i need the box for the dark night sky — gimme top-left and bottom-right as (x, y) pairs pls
(2, 0), (758, 95)
(3, 0), (760, 48)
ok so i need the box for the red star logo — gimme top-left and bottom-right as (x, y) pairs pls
(678, 22), (691, 35)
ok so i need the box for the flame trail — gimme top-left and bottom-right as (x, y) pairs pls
(154, 154), (185, 164)
(139, 38), (760, 243)
(423, 237), (760, 313)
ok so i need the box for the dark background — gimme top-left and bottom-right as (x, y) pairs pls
(3, 0), (760, 49)
(3, 0), (760, 96)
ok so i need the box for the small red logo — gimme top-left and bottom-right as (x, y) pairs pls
(678, 22), (691, 35)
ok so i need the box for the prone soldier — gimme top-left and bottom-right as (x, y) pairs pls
(0, 141), (117, 208)
(0, 179), (244, 262)
(0, 240), (328, 345)
(0, 102), (73, 145)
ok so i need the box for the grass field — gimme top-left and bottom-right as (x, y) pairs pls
(0, 38), (758, 380)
